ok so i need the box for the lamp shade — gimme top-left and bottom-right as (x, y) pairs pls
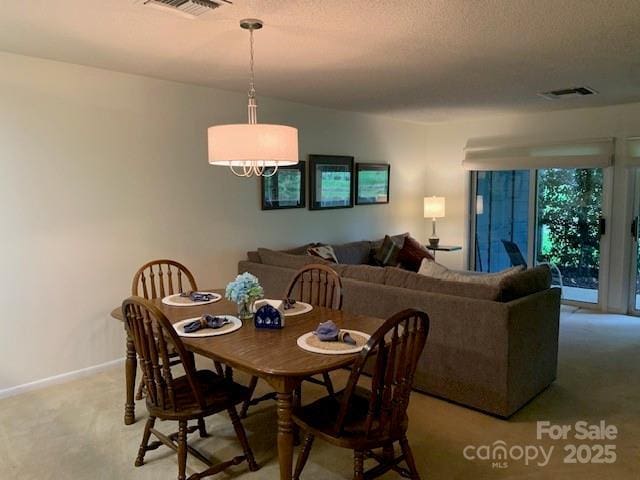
(424, 196), (445, 218)
(208, 123), (299, 167)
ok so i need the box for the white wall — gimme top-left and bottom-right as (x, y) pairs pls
(422, 102), (640, 313)
(0, 52), (430, 391)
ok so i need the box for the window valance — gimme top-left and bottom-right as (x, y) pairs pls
(462, 137), (615, 171)
(625, 137), (640, 167)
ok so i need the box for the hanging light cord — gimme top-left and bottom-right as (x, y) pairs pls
(247, 27), (257, 125)
(230, 24), (277, 178)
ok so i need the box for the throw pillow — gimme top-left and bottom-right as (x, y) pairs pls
(397, 236), (435, 272)
(372, 235), (402, 266)
(418, 258), (523, 286)
(282, 242), (321, 256)
(371, 232), (410, 251)
(331, 240), (373, 264)
(307, 244), (339, 263)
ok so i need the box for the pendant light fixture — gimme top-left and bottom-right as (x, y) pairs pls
(208, 19), (299, 177)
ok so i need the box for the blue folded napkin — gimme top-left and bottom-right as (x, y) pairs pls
(183, 314), (230, 333)
(180, 291), (215, 302)
(314, 320), (356, 345)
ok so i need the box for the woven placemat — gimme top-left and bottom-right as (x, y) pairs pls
(179, 321), (236, 335)
(171, 296), (199, 305)
(163, 292), (220, 306)
(305, 332), (369, 352)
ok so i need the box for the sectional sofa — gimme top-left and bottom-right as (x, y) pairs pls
(238, 238), (561, 418)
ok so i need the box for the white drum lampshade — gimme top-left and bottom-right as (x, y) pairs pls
(424, 196), (445, 248)
(423, 196), (446, 219)
(208, 123), (298, 167)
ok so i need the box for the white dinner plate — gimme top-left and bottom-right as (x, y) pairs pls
(162, 292), (222, 307)
(297, 329), (371, 355)
(261, 299), (313, 316)
(173, 315), (242, 338)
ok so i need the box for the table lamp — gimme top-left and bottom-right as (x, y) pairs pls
(424, 196), (445, 247)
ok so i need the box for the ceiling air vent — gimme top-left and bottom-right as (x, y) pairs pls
(135, 0), (231, 19)
(538, 86), (598, 100)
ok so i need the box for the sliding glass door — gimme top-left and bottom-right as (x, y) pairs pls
(535, 168), (603, 303)
(629, 169), (640, 315)
(471, 167), (606, 306)
(473, 170), (530, 272)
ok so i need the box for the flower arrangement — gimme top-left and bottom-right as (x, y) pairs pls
(226, 272), (264, 307)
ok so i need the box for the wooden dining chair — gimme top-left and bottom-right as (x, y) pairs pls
(240, 264), (343, 418)
(292, 308), (430, 480)
(130, 260), (200, 402)
(132, 259), (198, 300)
(122, 296), (259, 480)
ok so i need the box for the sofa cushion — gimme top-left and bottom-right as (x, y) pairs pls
(372, 235), (402, 266)
(247, 251), (261, 263)
(307, 244), (338, 263)
(499, 265), (552, 302)
(384, 267), (502, 301)
(257, 248), (329, 270)
(397, 236), (435, 272)
(333, 264), (386, 284)
(331, 240), (372, 265)
(419, 259), (523, 286)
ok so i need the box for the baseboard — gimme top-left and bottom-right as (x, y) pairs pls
(0, 357), (124, 400)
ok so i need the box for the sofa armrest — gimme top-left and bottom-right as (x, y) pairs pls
(505, 287), (561, 416)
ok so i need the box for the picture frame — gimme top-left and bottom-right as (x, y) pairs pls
(308, 155), (354, 210)
(355, 163), (390, 205)
(261, 161), (306, 210)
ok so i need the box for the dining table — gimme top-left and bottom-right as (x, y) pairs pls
(110, 289), (384, 480)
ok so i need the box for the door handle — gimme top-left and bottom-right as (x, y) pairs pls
(632, 216), (639, 242)
(599, 217), (606, 236)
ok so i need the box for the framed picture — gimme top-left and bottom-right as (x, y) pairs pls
(355, 163), (390, 205)
(261, 162), (306, 210)
(309, 155), (354, 210)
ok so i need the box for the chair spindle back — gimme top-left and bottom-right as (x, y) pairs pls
(336, 308), (429, 438)
(285, 264), (343, 310)
(132, 259), (197, 300)
(122, 296), (205, 412)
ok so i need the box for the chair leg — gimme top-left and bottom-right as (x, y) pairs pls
(322, 372), (335, 397)
(197, 417), (208, 438)
(293, 433), (314, 480)
(135, 379), (145, 401)
(382, 442), (395, 463)
(399, 436), (420, 480)
(240, 376), (259, 418)
(177, 420), (188, 480)
(135, 416), (156, 467)
(354, 450), (365, 480)
(228, 406), (259, 471)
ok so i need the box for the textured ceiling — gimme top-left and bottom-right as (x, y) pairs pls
(2, 1), (640, 123)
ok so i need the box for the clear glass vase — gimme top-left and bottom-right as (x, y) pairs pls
(237, 300), (254, 321)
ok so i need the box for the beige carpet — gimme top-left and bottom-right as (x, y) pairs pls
(1, 306), (638, 479)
